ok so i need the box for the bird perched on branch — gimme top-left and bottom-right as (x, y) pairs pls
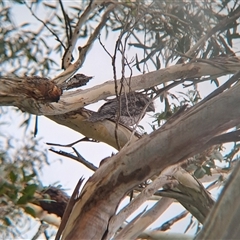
(88, 92), (155, 126)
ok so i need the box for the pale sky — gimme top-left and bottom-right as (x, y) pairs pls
(2, 1), (232, 238)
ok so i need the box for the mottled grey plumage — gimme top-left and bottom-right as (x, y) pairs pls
(88, 92), (155, 126)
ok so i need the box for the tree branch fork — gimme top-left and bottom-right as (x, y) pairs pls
(0, 55), (239, 116)
(62, 76), (240, 239)
(1, 55), (240, 238)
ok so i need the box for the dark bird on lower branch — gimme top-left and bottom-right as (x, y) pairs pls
(38, 187), (69, 218)
(88, 92), (155, 126)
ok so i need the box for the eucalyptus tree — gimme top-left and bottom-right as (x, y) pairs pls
(1, 1), (240, 239)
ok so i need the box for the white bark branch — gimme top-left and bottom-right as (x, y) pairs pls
(115, 198), (173, 240)
(61, 0), (107, 69)
(26, 203), (60, 227)
(195, 160), (240, 239)
(54, 3), (116, 85)
(0, 57), (239, 150)
(1, 56), (239, 116)
(53, 56), (240, 115)
(106, 165), (179, 239)
(62, 78), (240, 239)
(139, 230), (193, 240)
(184, 5), (240, 58)
(48, 112), (138, 150)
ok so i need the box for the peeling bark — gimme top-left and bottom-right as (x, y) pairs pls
(1, 56), (239, 116)
(0, 76), (61, 112)
(48, 109), (138, 150)
(195, 161), (240, 240)
(1, 56), (239, 150)
(1, 56), (240, 239)
(62, 81), (240, 239)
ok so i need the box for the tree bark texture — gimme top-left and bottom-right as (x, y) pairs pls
(1, 57), (240, 238)
(62, 81), (240, 239)
(195, 160), (240, 240)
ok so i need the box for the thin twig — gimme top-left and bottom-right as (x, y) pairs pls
(49, 148), (98, 171)
(46, 137), (97, 147)
(123, 79), (185, 148)
(154, 210), (188, 231)
(24, 1), (66, 49)
(53, 3), (115, 85)
(112, 36), (121, 150)
(184, 5), (240, 59)
(59, 0), (72, 46)
(194, 70), (240, 109)
(111, 13), (147, 149)
(98, 34), (113, 58)
(61, 0), (108, 69)
(31, 222), (49, 240)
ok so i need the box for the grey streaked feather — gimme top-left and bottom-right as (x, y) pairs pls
(88, 92), (155, 126)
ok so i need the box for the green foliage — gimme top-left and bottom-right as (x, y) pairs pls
(0, 0), (240, 238)
(106, 0), (240, 73)
(0, 2), (57, 77)
(24, 206), (36, 218)
(151, 90), (201, 128)
(0, 128), (49, 238)
(17, 184), (38, 205)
